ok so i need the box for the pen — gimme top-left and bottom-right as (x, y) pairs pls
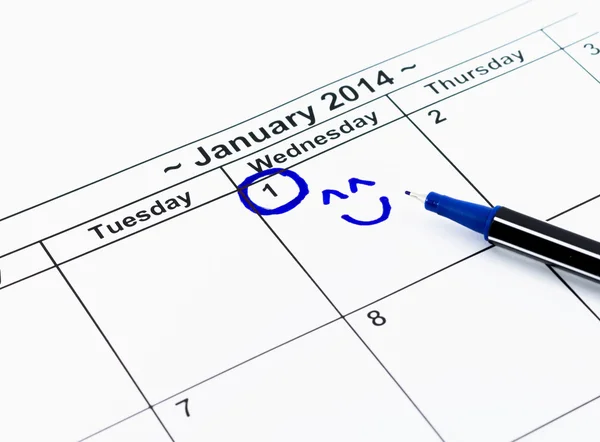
(405, 191), (600, 283)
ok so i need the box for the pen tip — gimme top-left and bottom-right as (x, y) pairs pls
(405, 191), (427, 203)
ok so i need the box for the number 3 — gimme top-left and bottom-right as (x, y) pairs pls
(584, 43), (599, 56)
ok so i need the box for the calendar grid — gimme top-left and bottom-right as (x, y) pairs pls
(0, 13), (586, 264)
(0, 21), (592, 266)
(72, 237), (600, 442)
(65, 223), (600, 434)
(2, 4), (599, 440)
(220, 167), (447, 441)
(39, 241), (176, 442)
(75, 247), (496, 442)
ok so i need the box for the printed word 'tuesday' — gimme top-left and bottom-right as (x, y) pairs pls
(87, 192), (192, 240)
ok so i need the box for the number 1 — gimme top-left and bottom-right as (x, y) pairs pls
(263, 183), (278, 197)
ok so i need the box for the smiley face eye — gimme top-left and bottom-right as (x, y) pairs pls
(322, 178), (377, 205)
(348, 178), (376, 193)
(322, 189), (348, 205)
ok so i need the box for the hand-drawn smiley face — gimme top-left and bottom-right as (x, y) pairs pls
(322, 178), (391, 226)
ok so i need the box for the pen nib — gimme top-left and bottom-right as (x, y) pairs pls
(404, 190), (427, 203)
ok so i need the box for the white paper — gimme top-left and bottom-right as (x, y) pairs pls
(0, 1), (599, 441)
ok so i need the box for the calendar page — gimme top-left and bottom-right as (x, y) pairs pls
(1, 1), (600, 441)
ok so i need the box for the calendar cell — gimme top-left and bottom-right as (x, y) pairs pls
(234, 118), (489, 314)
(348, 248), (600, 442)
(0, 270), (146, 442)
(155, 320), (440, 442)
(405, 51), (600, 220)
(60, 193), (339, 404)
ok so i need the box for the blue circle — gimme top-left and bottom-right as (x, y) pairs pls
(237, 168), (309, 215)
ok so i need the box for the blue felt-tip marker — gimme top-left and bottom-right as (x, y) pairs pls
(405, 191), (600, 283)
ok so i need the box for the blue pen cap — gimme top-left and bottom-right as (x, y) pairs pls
(424, 192), (500, 239)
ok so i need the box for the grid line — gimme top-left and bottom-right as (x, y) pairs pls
(541, 29), (600, 84)
(549, 266), (600, 323)
(78, 408), (149, 442)
(510, 392), (600, 441)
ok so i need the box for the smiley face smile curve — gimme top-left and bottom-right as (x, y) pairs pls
(341, 196), (391, 226)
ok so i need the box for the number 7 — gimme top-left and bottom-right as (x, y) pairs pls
(175, 398), (190, 417)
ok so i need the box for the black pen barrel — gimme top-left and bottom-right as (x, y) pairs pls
(487, 207), (600, 282)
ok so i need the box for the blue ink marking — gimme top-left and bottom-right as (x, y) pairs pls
(238, 168), (309, 215)
(348, 178), (376, 193)
(322, 189), (348, 205)
(341, 196), (391, 226)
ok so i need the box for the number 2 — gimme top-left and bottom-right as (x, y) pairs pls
(321, 92), (344, 111)
(176, 398), (190, 417)
(584, 43), (600, 56)
(428, 109), (447, 124)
